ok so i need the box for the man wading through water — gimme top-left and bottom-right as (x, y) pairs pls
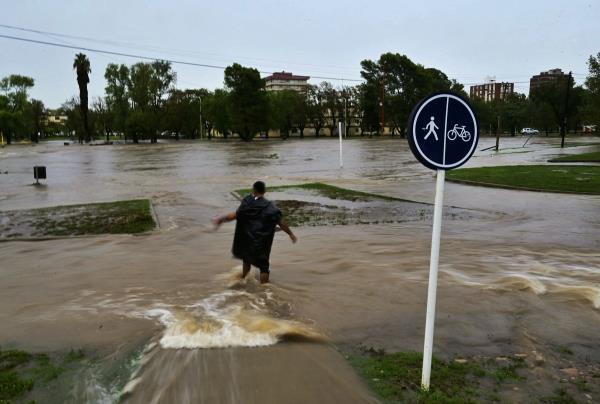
(213, 181), (297, 283)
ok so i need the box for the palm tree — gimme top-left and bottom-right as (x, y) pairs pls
(73, 53), (91, 143)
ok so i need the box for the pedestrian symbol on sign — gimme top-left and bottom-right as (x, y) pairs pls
(423, 116), (439, 141)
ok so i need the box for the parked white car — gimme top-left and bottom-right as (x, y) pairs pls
(520, 128), (539, 135)
(583, 125), (597, 133)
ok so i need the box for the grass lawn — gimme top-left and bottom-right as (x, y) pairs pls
(554, 142), (600, 148)
(0, 199), (156, 238)
(446, 165), (600, 194)
(549, 151), (600, 163)
(348, 350), (525, 403)
(348, 349), (589, 403)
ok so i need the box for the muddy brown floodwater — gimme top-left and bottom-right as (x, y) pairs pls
(1, 137), (599, 403)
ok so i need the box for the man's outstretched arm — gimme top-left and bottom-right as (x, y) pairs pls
(278, 221), (297, 243)
(212, 212), (236, 230)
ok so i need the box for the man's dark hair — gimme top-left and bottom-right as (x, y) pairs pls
(253, 181), (266, 194)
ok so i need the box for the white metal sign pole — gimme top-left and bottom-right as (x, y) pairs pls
(338, 121), (343, 168)
(421, 168), (445, 390)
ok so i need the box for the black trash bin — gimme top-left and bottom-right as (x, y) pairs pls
(34, 166), (46, 184)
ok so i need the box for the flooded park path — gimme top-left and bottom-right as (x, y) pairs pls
(1, 137), (599, 402)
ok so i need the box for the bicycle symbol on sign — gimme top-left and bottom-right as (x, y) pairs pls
(446, 124), (471, 142)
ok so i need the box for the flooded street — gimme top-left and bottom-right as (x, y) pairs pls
(1, 137), (599, 402)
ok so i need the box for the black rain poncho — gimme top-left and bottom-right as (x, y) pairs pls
(232, 195), (282, 271)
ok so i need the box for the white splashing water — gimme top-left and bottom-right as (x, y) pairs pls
(143, 290), (320, 349)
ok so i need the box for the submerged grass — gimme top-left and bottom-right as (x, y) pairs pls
(0, 199), (156, 239)
(232, 183), (439, 227)
(0, 349), (34, 402)
(34, 199), (155, 236)
(234, 182), (400, 202)
(231, 182), (482, 227)
(0, 346), (86, 403)
(540, 388), (578, 404)
(552, 346), (574, 356)
(489, 357), (525, 383)
(272, 200), (340, 227)
(446, 165), (600, 194)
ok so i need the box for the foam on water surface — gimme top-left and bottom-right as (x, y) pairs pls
(143, 284), (321, 349)
(440, 253), (600, 309)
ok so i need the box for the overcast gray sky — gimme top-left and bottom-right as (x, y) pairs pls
(1, 0), (598, 108)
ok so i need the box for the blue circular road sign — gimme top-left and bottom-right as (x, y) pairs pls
(407, 92), (479, 170)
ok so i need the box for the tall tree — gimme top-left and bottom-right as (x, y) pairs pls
(359, 59), (383, 135)
(127, 62), (152, 143)
(307, 85), (325, 137)
(499, 93), (528, 136)
(339, 86), (356, 137)
(343, 86), (363, 136)
(320, 82), (339, 136)
(1, 75), (34, 111)
(104, 64), (130, 141)
(530, 74), (582, 138)
(29, 99), (45, 143)
(268, 90), (304, 138)
(224, 63), (268, 141)
(61, 97), (84, 140)
(127, 61), (176, 143)
(92, 97), (113, 143)
(73, 53), (92, 143)
(360, 53), (456, 137)
(471, 98), (496, 135)
(203, 89), (231, 138)
(293, 91), (309, 137)
(358, 83), (380, 135)
(529, 100), (555, 136)
(164, 89), (205, 140)
(583, 53), (600, 127)
(0, 74), (35, 144)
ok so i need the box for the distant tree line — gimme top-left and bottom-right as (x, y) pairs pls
(1, 52), (599, 144)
